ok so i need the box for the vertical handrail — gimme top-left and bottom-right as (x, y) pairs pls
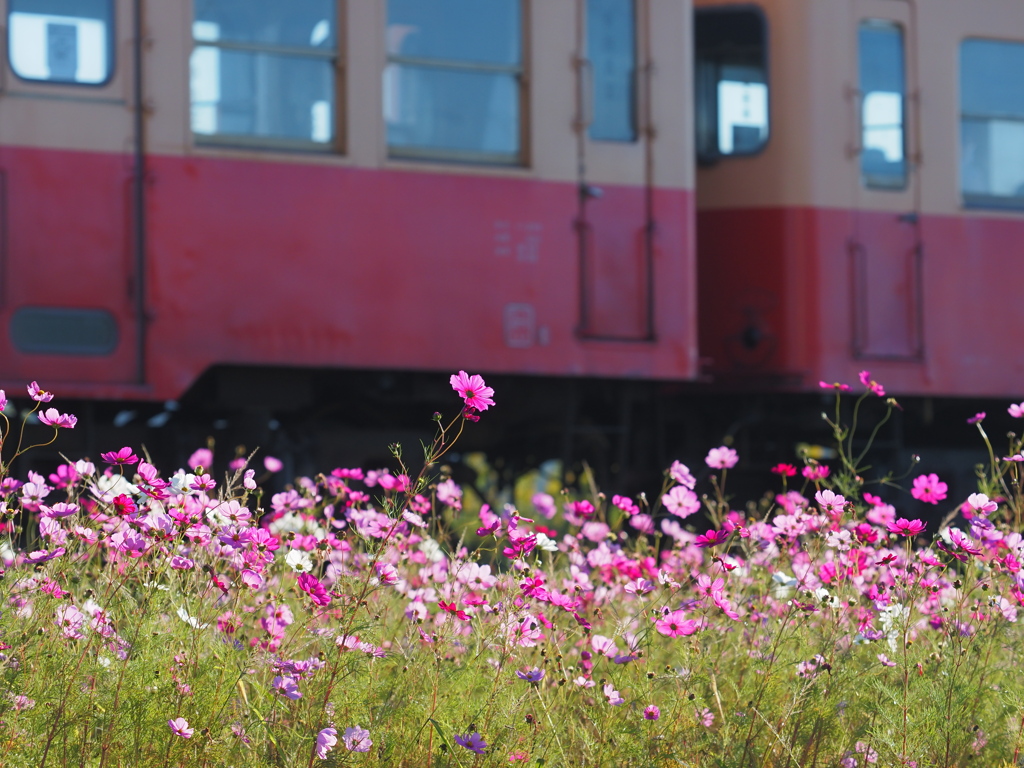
(131, 0), (148, 385)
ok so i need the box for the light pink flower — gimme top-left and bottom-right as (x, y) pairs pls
(315, 727), (338, 759)
(1009, 402), (1024, 418)
(662, 485), (700, 518)
(669, 461), (696, 488)
(815, 489), (846, 516)
(272, 675), (302, 700)
(967, 493), (998, 514)
(264, 455), (283, 473)
(168, 717), (193, 738)
(342, 725), (372, 753)
(705, 446), (738, 469)
(243, 469), (257, 490)
(38, 408), (76, 429)
(27, 381), (53, 402)
(911, 473), (947, 504)
(450, 371), (496, 412)
(188, 448), (213, 470)
(603, 683), (625, 706)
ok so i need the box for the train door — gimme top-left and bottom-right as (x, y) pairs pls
(574, 0), (654, 340)
(0, 0), (144, 387)
(848, 0), (923, 360)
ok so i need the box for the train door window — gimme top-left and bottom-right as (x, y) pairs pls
(694, 7), (769, 163)
(859, 21), (906, 189)
(190, 0), (338, 148)
(960, 39), (1024, 209)
(8, 0), (113, 85)
(587, 0), (636, 142)
(384, 0), (523, 164)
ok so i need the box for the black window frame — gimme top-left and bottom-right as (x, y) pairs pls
(694, 4), (770, 166)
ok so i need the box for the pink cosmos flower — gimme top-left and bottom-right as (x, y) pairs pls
(187, 448), (213, 471)
(694, 528), (730, 548)
(771, 463), (797, 477)
(698, 708), (715, 727)
(643, 705), (660, 720)
(819, 380), (852, 391)
(264, 455), (283, 472)
(314, 727), (337, 758)
(662, 486), (700, 518)
(450, 371), (496, 412)
(603, 683), (625, 706)
(297, 573), (331, 606)
(243, 469), (257, 490)
(887, 518), (926, 537)
(858, 370), (885, 397)
(342, 725), (372, 753)
(802, 464), (830, 480)
(815, 489), (846, 517)
(1009, 402), (1024, 418)
(967, 493), (998, 515)
(168, 717), (193, 738)
(38, 408), (77, 428)
(705, 446), (738, 469)
(272, 675), (302, 700)
(27, 381), (54, 402)
(669, 461), (696, 488)
(101, 447), (139, 465)
(516, 667), (545, 682)
(454, 732), (488, 755)
(911, 473), (947, 504)
(655, 610), (703, 637)
(967, 412), (986, 424)
(0, 390), (6, 411)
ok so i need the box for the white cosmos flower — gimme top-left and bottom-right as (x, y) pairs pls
(176, 607), (209, 629)
(285, 549), (313, 573)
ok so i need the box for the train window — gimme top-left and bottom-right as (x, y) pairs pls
(385, 0), (522, 164)
(587, 0), (636, 143)
(190, 0), (337, 148)
(961, 39), (1024, 209)
(694, 7), (769, 163)
(8, 0), (113, 85)
(859, 21), (906, 189)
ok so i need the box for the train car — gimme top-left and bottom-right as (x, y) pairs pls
(1, 0), (1023, 478)
(0, 0), (697, 418)
(696, 0), (1024, 397)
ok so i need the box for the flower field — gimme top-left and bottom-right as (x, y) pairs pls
(1, 374), (1023, 766)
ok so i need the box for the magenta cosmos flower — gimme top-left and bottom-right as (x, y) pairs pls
(168, 717), (194, 738)
(887, 518), (926, 537)
(910, 473), (947, 504)
(450, 371), (495, 412)
(100, 446), (139, 465)
(643, 705), (661, 720)
(454, 731), (487, 754)
(705, 446), (738, 469)
(297, 573), (331, 606)
(655, 609), (703, 637)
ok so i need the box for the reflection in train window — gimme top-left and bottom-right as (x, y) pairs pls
(587, 0), (636, 143)
(961, 39), (1024, 209)
(8, 0), (113, 85)
(190, 0), (337, 148)
(859, 21), (906, 189)
(695, 7), (769, 163)
(385, 0), (522, 164)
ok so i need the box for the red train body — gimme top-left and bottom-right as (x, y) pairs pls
(0, 0), (1022, 437)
